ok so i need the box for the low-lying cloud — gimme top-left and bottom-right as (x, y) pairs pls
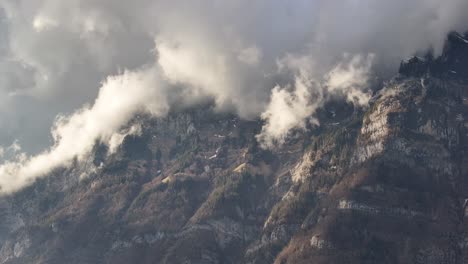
(0, 0), (468, 193)
(257, 54), (374, 148)
(0, 65), (168, 193)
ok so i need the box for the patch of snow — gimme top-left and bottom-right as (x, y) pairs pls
(208, 147), (222, 160)
(420, 78), (426, 90)
(338, 200), (423, 218)
(13, 238), (31, 258)
(187, 123), (196, 134)
(51, 223), (59, 233)
(310, 235), (332, 249)
(459, 237), (468, 249)
(111, 240), (132, 251)
(111, 232), (167, 251)
(144, 232), (166, 244)
(132, 235), (144, 244)
(360, 185), (384, 193)
(454, 33), (468, 44)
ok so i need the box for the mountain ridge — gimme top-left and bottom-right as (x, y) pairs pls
(0, 32), (468, 264)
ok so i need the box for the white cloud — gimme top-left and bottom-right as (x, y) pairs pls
(237, 46), (262, 65)
(32, 15), (58, 32)
(0, 63), (168, 193)
(256, 75), (321, 149)
(257, 54), (374, 148)
(155, 35), (268, 118)
(156, 39), (229, 106)
(325, 54), (374, 106)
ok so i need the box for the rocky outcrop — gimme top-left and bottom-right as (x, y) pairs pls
(399, 31), (468, 80)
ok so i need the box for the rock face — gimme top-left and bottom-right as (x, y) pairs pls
(399, 31), (468, 80)
(0, 33), (468, 264)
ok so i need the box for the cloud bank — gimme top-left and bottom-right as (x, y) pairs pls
(0, 0), (468, 193)
(0, 65), (167, 192)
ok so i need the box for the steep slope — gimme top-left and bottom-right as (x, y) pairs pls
(272, 76), (468, 264)
(0, 33), (468, 264)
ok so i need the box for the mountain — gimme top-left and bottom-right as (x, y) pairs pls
(1, 32), (468, 264)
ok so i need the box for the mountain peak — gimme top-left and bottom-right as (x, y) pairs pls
(399, 31), (468, 80)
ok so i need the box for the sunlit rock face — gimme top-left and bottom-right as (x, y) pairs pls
(0, 33), (468, 264)
(271, 33), (468, 264)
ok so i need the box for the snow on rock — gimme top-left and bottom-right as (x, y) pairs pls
(338, 200), (424, 218)
(453, 33), (468, 44)
(0, 235), (31, 261)
(111, 232), (167, 251)
(310, 235), (333, 249)
(13, 238), (31, 258)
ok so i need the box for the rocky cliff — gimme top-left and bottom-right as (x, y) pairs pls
(1, 33), (468, 264)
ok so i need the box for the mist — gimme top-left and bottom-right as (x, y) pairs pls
(1, 0), (468, 193)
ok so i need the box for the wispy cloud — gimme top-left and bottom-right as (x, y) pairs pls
(257, 54), (374, 148)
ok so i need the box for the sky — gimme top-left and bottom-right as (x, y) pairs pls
(0, 0), (468, 193)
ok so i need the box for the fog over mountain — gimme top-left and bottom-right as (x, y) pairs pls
(1, 0), (468, 193)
